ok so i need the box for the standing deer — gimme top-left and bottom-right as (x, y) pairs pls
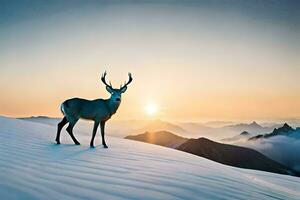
(55, 72), (133, 148)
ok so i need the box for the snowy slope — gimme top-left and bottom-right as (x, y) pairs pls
(0, 116), (300, 200)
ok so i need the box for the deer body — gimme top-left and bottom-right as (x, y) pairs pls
(55, 72), (132, 148)
(61, 98), (120, 122)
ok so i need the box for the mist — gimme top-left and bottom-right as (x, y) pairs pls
(242, 134), (300, 171)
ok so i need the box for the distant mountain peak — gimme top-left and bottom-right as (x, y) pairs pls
(249, 121), (262, 128)
(240, 131), (250, 136)
(19, 116), (51, 119)
(222, 121), (267, 134)
(249, 123), (295, 140)
(136, 119), (186, 134)
(283, 123), (292, 129)
(273, 123), (294, 134)
(221, 131), (252, 143)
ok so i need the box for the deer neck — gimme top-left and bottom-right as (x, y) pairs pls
(106, 98), (120, 115)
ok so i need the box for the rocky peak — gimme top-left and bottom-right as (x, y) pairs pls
(274, 123), (294, 134)
(240, 131), (250, 136)
(249, 121), (262, 128)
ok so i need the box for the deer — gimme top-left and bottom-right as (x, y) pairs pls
(55, 71), (133, 148)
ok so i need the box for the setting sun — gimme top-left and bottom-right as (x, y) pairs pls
(145, 103), (158, 116)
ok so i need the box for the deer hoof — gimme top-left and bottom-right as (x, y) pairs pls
(103, 144), (108, 148)
(90, 144), (95, 148)
(75, 142), (80, 145)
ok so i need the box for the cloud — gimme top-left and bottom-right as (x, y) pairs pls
(243, 135), (300, 171)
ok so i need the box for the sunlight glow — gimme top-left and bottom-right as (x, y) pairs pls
(145, 103), (158, 116)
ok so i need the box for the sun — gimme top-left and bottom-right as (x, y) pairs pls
(145, 103), (158, 116)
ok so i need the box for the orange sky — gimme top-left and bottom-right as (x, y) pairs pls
(0, 2), (299, 121)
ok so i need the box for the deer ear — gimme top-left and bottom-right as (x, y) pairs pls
(106, 86), (113, 94)
(120, 86), (127, 93)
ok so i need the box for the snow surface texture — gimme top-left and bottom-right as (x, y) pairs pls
(0, 116), (300, 200)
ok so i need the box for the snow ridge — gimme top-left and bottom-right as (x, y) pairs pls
(0, 116), (300, 200)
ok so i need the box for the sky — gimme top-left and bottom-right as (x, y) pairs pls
(0, 0), (299, 122)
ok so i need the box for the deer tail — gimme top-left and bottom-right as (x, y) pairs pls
(60, 103), (66, 115)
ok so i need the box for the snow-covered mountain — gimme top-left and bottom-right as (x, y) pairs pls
(1, 116), (300, 199)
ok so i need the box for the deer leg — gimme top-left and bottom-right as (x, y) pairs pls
(100, 121), (108, 148)
(90, 121), (100, 148)
(66, 119), (80, 145)
(56, 117), (68, 144)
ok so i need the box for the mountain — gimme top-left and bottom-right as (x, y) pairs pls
(260, 122), (283, 129)
(125, 131), (188, 148)
(18, 116), (61, 126)
(177, 138), (299, 176)
(203, 121), (236, 128)
(182, 121), (276, 141)
(249, 123), (298, 140)
(135, 119), (187, 135)
(1, 116), (300, 199)
(177, 122), (212, 131)
(176, 122), (216, 138)
(125, 131), (299, 176)
(240, 131), (250, 136)
(19, 116), (95, 136)
(177, 121), (257, 140)
(224, 121), (262, 129)
(221, 131), (251, 143)
(222, 121), (272, 134)
(242, 124), (300, 172)
(18, 116), (144, 138)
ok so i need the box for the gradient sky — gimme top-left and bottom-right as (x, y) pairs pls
(0, 0), (299, 121)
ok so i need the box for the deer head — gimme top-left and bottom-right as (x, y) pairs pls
(101, 71), (133, 103)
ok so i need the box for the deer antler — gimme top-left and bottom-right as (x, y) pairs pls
(120, 73), (133, 89)
(101, 71), (113, 89)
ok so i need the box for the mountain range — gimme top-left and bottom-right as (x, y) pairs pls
(20, 116), (281, 140)
(125, 131), (299, 177)
(221, 121), (274, 134)
(249, 123), (300, 140)
(134, 119), (188, 136)
(221, 123), (300, 172)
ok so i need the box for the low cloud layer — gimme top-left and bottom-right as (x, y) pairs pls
(243, 135), (300, 171)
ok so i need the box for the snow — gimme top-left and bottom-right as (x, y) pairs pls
(0, 116), (300, 200)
